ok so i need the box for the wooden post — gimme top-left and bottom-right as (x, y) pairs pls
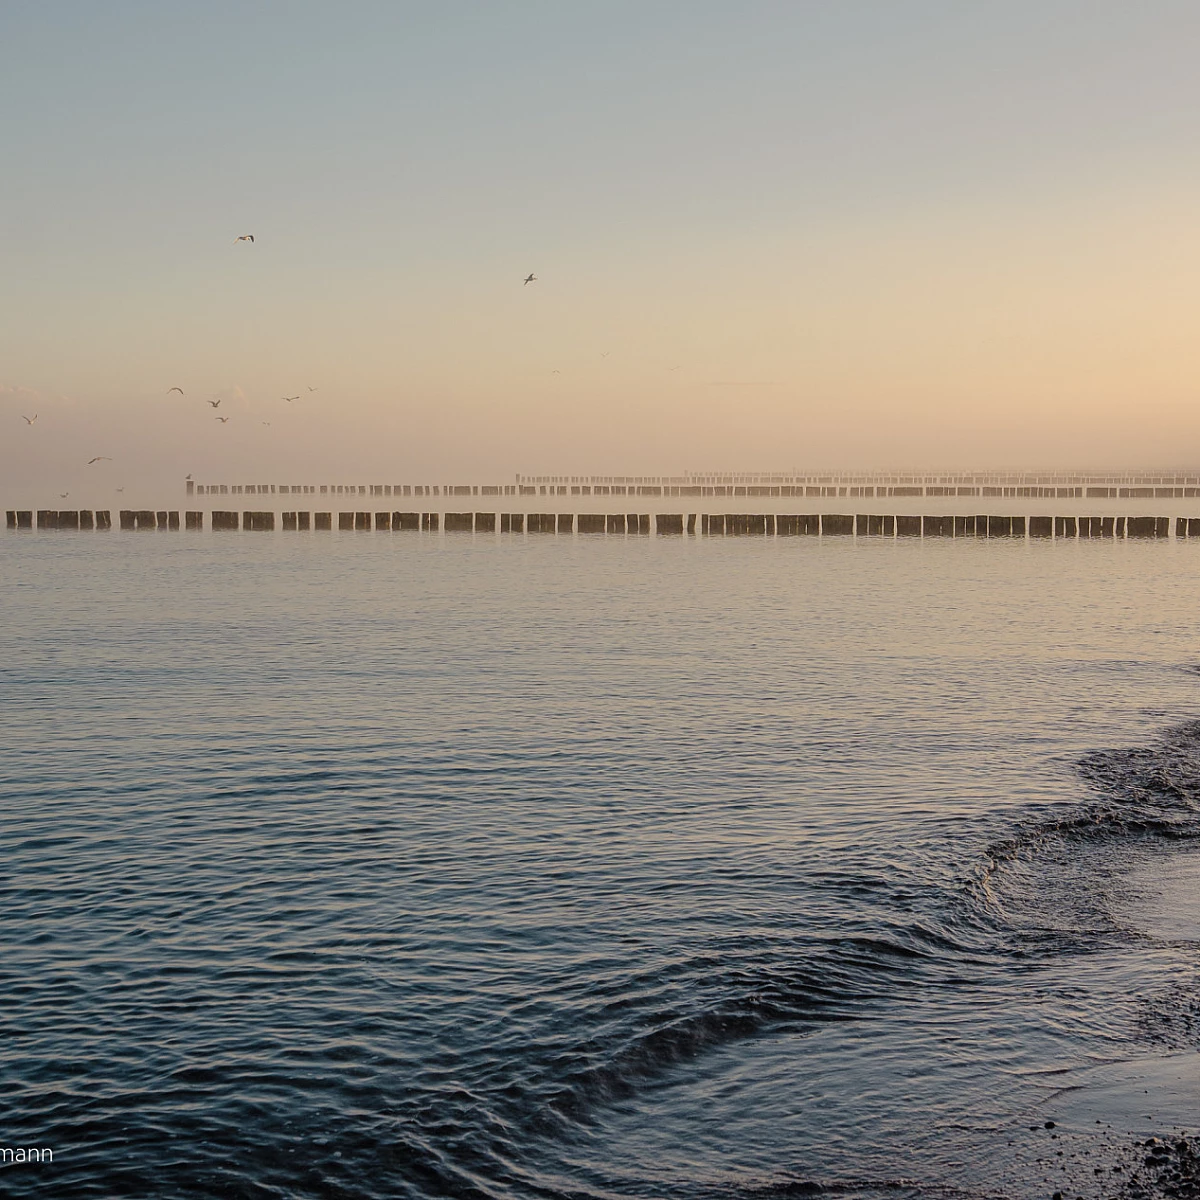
(298, 512), (310, 530)
(607, 513), (626, 534)
(1029, 516), (1052, 538)
(314, 512), (332, 530)
(897, 515), (921, 536)
(655, 514), (683, 535)
(186, 511), (204, 530)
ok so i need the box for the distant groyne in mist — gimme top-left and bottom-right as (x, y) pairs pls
(185, 470), (1200, 502)
(10, 508), (1200, 540)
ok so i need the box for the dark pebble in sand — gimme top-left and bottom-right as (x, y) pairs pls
(1046, 1121), (1057, 1129)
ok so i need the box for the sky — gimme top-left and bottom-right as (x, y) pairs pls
(3, 1), (1200, 498)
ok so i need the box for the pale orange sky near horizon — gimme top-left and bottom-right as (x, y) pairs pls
(3, 2), (1200, 499)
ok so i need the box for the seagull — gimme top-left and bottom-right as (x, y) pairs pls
(22, 414), (37, 425)
(600, 351), (610, 358)
(523, 273), (537, 285)
(235, 234), (254, 243)
(667, 366), (683, 372)
(168, 387), (184, 395)
(185, 474), (192, 480)
(215, 416), (230, 423)
(551, 369), (561, 375)
(116, 487), (124, 493)
(207, 399), (221, 408)
(59, 492), (69, 499)
(262, 421), (271, 426)
(282, 395), (299, 402)
(87, 456), (112, 465)
(307, 386), (318, 393)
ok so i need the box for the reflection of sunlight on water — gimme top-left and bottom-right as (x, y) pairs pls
(1119, 849), (1200, 944)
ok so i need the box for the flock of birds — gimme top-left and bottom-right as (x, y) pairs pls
(13, 238), (685, 491)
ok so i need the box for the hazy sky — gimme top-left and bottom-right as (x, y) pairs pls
(3, 1), (1200, 494)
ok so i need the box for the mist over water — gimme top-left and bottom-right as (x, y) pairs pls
(2, 533), (1199, 1198)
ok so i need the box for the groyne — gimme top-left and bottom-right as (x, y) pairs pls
(9, 509), (1200, 539)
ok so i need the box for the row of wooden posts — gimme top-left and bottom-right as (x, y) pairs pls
(9, 509), (1200, 538)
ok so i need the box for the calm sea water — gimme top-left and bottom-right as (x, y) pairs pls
(2, 531), (1199, 1199)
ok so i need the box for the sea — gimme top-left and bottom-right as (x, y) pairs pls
(2, 528), (1199, 1199)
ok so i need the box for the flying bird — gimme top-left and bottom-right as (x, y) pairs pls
(307, 386), (318, 393)
(600, 351), (610, 358)
(116, 488), (124, 493)
(234, 234), (254, 243)
(215, 416), (230, 423)
(185, 474), (192, 480)
(262, 421), (271, 426)
(207, 399), (221, 408)
(523, 273), (537, 285)
(22, 414), (37, 424)
(551, 370), (561, 375)
(59, 493), (69, 499)
(282, 395), (299, 402)
(667, 366), (683, 372)
(168, 387), (184, 395)
(87, 457), (112, 465)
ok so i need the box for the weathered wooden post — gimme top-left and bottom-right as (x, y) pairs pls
(282, 512), (298, 531)
(897, 515), (921, 536)
(95, 510), (111, 530)
(298, 512), (310, 530)
(445, 512), (472, 531)
(314, 512), (332, 530)
(355, 511), (370, 530)
(656, 514), (684, 534)
(953, 515), (976, 537)
(57, 511), (79, 530)
(4, 511), (14, 529)
(1029, 516), (1052, 538)
(823, 513), (854, 535)
(557, 513), (574, 533)
(16, 510), (32, 529)
(338, 512), (354, 530)
(422, 513), (439, 531)
(212, 511), (239, 530)
(375, 512), (392, 530)
(578, 513), (605, 533)
(186, 511), (204, 530)
(79, 511), (94, 529)
(1055, 516), (1077, 538)
(687, 513), (696, 535)
(37, 511), (57, 529)
(474, 512), (496, 532)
